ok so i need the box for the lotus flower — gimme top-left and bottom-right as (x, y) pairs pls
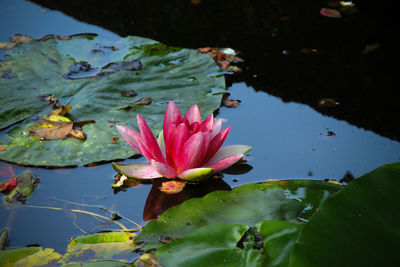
(113, 101), (252, 182)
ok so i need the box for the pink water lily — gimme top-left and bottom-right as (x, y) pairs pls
(113, 101), (251, 182)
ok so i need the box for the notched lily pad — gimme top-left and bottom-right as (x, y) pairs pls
(0, 34), (225, 166)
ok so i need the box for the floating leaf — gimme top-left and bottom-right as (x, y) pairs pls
(120, 90), (137, 97)
(291, 162), (400, 267)
(28, 117), (74, 140)
(317, 98), (339, 107)
(320, 8), (342, 18)
(3, 171), (39, 203)
(136, 180), (341, 249)
(0, 232), (137, 266)
(0, 177), (17, 192)
(160, 180), (186, 194)
(152, 221), (302, 267)
(197, 47), (243, 73)
(138, 163), (400, 267)
(0, 34), (225, 166)
(222, 94), (241, 108)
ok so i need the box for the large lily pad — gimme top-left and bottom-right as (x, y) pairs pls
(0, 34), (225, 166)
(291, 162), (400, 267)
(154, 221), (301, 267)
(138, 162), (400, 267)
(136, 180), (342, 249)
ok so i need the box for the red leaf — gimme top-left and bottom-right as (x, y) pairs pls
(0, 177), (17, 192)
(320, 8), (342, 18)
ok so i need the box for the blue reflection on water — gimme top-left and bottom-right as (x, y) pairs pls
(220, 82), (400, 185)
(0, 0), (120, 42)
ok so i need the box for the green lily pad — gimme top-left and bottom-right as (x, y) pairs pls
(291, 162), (400, 267)
(136, 180), (342, 249)
(0, 34), (225, 166)
(153, 221), (301, 267)
(0, 247), (62, 266)
(0, 232), (136, 266)
(61, 232), (137, 264)
(138, 162), (400, 267)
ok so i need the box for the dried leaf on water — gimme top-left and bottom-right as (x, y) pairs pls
(161, 180), (186, 194)
(111, 136), (119, 144)
(50, 104), (72, 116)
(29, 107), (94, 141)
(197, 47), (243, 73)
(4, 171), (39, 203)
(363, 43), (381, 54)
(29, 119), (74, 140)
(223, 94), (241, 108)
(67, 129), (87, 141)
(0, 34), (34, 49)
(133, 96), (152, 105)
(320, 8), (342, 18)
(301, 48), (322, 55)
(112, 175), (141, 189)
(120, 90), (137, 97)
(0, 177), (17, 192)
(317, 98), (339, 108)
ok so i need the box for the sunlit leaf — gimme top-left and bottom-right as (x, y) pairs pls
(139, 162), (400, 267)
(61, 232), (137, 265)
(0, 34), (225, 166)
(136, 180), (341, 249)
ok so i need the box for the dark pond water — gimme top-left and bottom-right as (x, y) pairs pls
(1, 0), (399, 255)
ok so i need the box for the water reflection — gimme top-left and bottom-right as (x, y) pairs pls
(219, 82), (400, 185)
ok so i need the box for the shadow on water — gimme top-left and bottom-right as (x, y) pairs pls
(0, 0), (399, 254)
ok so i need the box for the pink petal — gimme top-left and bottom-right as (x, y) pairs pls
(163, 101), (182, 143)
(206, 145), (252, 166)
(164, 102), (182, 160)
(164, 123), (177, 166)
(202, 130), (213, 158)
(164, 101), (182, 127)
(116, 125), (143, 154)
(205, 154), (244, 173)
(176, 132), (204, 172)
(320, 8), (342, 18)
(178, 167), (214, 182)
(212, 119), (222, 138)
(138, 140), (159, 163)
(200, 113), (214, 132)
(150, 160), (178, 178)
(170, 122), (190, 168)
(201, 126), (231, 165)
(183, 104), (201, 126)
(137, 115), (166, 163)
(0, 177), (17, 192)
(112, 162), (162, 179)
